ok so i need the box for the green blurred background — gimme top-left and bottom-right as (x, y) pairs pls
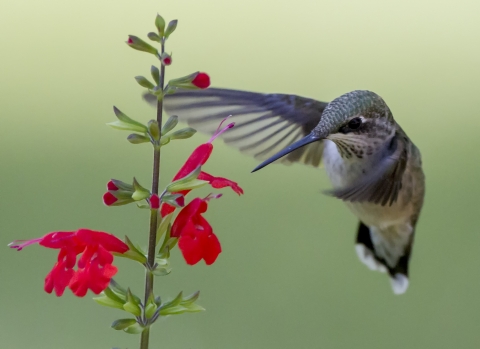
(1, 0), (480, 348)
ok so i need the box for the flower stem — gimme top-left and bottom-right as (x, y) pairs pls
(140, 38), (165, 349)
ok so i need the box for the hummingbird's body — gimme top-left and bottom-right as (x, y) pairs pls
(148, 88), (425, 294)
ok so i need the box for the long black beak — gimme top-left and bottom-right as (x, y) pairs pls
(252, 133), (322, 172)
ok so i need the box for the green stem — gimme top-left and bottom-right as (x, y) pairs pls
(140, 38), (166, 349)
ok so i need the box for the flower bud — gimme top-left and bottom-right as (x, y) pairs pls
(150, 194), (160, 209)
(135, 76), (155, 89)
(147, 32), (161, 42)
(160, 52), (172, 66)
(155, 14), (166, 36)
(132, 178), (150, 201)
(148, 120), (161, 141)
(108, 179), (134, 192)
(126, 35), (158, 55)
(168, 72), (210, 90)
(164, 19), (178, 38)
(103, 191), (135, 206)
(191, 73), (210, 89)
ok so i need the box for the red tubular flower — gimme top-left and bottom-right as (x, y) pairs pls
(191, 72), (210, 89)
(160, 120), (244, 216)
(171, 197), (221, 265)
(9, 229), (128, 297)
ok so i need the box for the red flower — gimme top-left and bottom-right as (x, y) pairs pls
(9, 229), (128, 297)
(171, 197), (221, 265)
(160, 120), (244, 216)
(191, 72), (210, 89)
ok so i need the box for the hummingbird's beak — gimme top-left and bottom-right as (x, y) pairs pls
(252, 133), (322, 172)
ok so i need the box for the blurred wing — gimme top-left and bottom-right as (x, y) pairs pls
(144, 88), (328, 167)
(328, 132), (408, 206)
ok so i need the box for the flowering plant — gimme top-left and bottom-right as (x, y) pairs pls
(9, 14), (242, 349)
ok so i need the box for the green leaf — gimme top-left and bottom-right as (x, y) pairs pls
(135, 76), (155, 89)
(123, 288), (142, 317)
(126, 35), (158, 55)
(161, 115), (178, 135)
(104, 286), (126, 304)
(127, 134), (150, 144)
(166, 166), (207, 192)
(156, 213), (173, 245)
(109, 107), (147, 133)
(117, 236), (147, 264)
(123, 322), (145, 334)
(168, 127), (196, 140)
(151, 65), (160, 85)
(111, 318), (137, 331)
(132, 177), (150, 201)
(181, 291), (200, 306)
(155, 14), (166, 36)
(147, 32), (161, 42)
(164, 19), (178, 38)
(93, 294), (125, 310)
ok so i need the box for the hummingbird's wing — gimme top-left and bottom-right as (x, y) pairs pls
(328, 132), (408, 206)
(144, 88), (327, 167)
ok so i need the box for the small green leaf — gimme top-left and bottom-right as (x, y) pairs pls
(135, 76), (155, 89)
(123, 288), (142, 317)
(161, 115), (178, 135)
(93, 295), (125, 310)
(124, 322), (145, 334)
(156, 213), (173, 245)
(151, 65), (160, 85)
(155, 14), (166, 36)
(111, 318), (137, 331)
(132, 178), (150, 201)
(168, 127), (196, 140)
(104, 286), (126, 304)
(126, 35), (158, 55)
(147, 32), (161, 42)
(117, 236), (147, 264)
(167, 179), (208, 192)
(127, 134), (150, 144)
(109, 107), (147, 133)
(181, 291), (200, 306)
(164, 19), (178, 38)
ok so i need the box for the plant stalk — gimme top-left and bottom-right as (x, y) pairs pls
(140, 38), (166, 349)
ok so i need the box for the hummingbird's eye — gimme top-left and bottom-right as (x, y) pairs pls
(347, 117), (362, 130)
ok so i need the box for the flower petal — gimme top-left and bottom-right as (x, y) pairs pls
(75, 229), (128, 253)
(44, 260), (75, 297)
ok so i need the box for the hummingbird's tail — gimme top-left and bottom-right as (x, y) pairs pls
(355, 221), (414, 294)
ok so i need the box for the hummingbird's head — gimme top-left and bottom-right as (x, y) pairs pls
(252, 90), (394, 172)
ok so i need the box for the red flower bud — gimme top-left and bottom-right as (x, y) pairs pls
(103, 192), (118, 206)
(150, 194), (160, 209)
(191, 73), (210, 89)
(107, 181), (119, 191)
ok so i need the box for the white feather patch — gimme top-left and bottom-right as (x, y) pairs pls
(355, 244), (387, 273)
(390, 273), (409, 295)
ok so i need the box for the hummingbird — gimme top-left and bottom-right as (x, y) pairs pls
(146, 88), (425, 294)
